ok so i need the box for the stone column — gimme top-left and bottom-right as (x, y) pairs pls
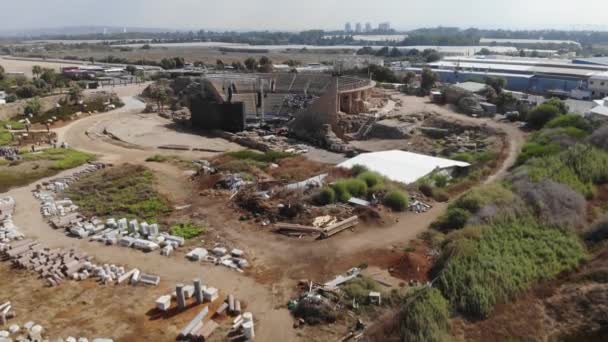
(176, 283), (186, 309)
(193, 279), (203, 304)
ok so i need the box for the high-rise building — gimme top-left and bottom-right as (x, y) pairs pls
(345, 22), (352, 33)
(365, 23), (372, 33)
(355, 23), (362, 33)
(378, 22), (391, 32)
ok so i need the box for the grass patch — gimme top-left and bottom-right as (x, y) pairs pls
(170, 223), (205, 240)
(400, 287), (450, 342)
(145, 154), (169, 162)
(66, 164), (171, 221)
(22, 148), (95, 170)
(437, 219), (586, 318)
(342, 276), (380, 303)
(383, 190), (409, 212)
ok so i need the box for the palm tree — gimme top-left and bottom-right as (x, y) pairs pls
(32, 65), (42, 79)
(68, 83), (83, 104)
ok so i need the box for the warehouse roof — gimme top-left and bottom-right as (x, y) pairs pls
(337, 150), (470, 184)
(574, 57), (608, 66)
(453, 81), (487, 93)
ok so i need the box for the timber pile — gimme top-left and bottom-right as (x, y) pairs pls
(275, 216), (359, 239)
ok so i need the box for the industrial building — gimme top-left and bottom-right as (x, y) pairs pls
(417, 56), (608, 98)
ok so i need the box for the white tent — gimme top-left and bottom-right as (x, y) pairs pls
(338, 150), (470, 184)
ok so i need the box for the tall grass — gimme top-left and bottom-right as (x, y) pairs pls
(437, 219), (586, 318)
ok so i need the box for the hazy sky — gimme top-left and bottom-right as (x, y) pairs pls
(1, 0), (607, 31)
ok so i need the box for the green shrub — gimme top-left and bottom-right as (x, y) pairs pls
(343, 178), (368, 197)
(400, 288), (450, 342)
(316, 187), (336, 205)
(432, 173), (449, 188)
(170, 223), (205, 239)
(527, 103), (563, 129)
(517, 142), (561, 165)
(331, 181), (352, 202)
(435, 208), (471, 230)
(437, 219), (586, 318)
(342, 276), (380, 303)
(350, 164), (369, 176)
(546, 114), (591, 132)
(451, 152), (474, 163)
(451, 184), (515, 214)
(383, 191), (409, 211)
(145, 154), (169, 162)
(357, 171), (384, 188)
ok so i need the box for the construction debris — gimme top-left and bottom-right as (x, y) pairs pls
(0, 319), (113, 342)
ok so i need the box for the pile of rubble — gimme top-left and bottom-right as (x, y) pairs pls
(283, 94), (317, 110)
(0, 198), (24, 244)
(33, 164), (186, 258)
(186, 246), (249, 272)
(0, 147), (20, 161)
(220, 129), (309, 155)
(0, 239), (159, 288)
(0, 319), (113, 342)
(0, 195), (161, 288)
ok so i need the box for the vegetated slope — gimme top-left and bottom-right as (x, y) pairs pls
(384, 101), (608, 342)
(66, 164), (171, 221)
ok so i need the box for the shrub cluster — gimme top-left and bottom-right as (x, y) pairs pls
(437, 219), (586, 318)
(400, 288), (450, 342)
(383, 191), (409, 212)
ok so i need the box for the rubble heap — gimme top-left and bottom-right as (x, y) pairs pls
(185, 246), (249, 272)
(0, 319), (113, 342)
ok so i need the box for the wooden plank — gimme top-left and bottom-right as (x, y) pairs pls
(274, 223), (323, 234)
(322, 216), (359, 238)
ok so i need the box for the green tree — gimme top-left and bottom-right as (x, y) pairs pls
(40, 68), (57, 89)
(68, 82), (83, 104)
(244, 57), (257, 71)
(403, 71), (417, 85)
(125, 65), (137, 75)
(24, 97), (42, 115)
(421, 68), (438, 93)
(485, 76), (506, 94)
(390, 47), (403, 57)
(527, 103), (563, 129)
(476, 48), (492, 55)
(422, 49), (441, 62)
(32, 65), (42, 79)
(0, 64), (4, 80)
(216, 59), (225, 70)
(258, 56), (273, 72)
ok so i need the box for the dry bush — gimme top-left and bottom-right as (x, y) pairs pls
(513, 178), (587, 230)
(588, 126), (608, 150)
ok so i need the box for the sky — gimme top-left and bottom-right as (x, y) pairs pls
(1, 0), (608, 32)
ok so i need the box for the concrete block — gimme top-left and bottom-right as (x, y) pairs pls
(155, 295), (171, 312)
(212, 247), (227, 256)
(183, 285), (195, 299)
(203, 287), (219, 302)
(186, 248), (208, 261)
(231, 248), (244, 257)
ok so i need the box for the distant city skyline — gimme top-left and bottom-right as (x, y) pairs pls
(1, 0), (608, 32)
